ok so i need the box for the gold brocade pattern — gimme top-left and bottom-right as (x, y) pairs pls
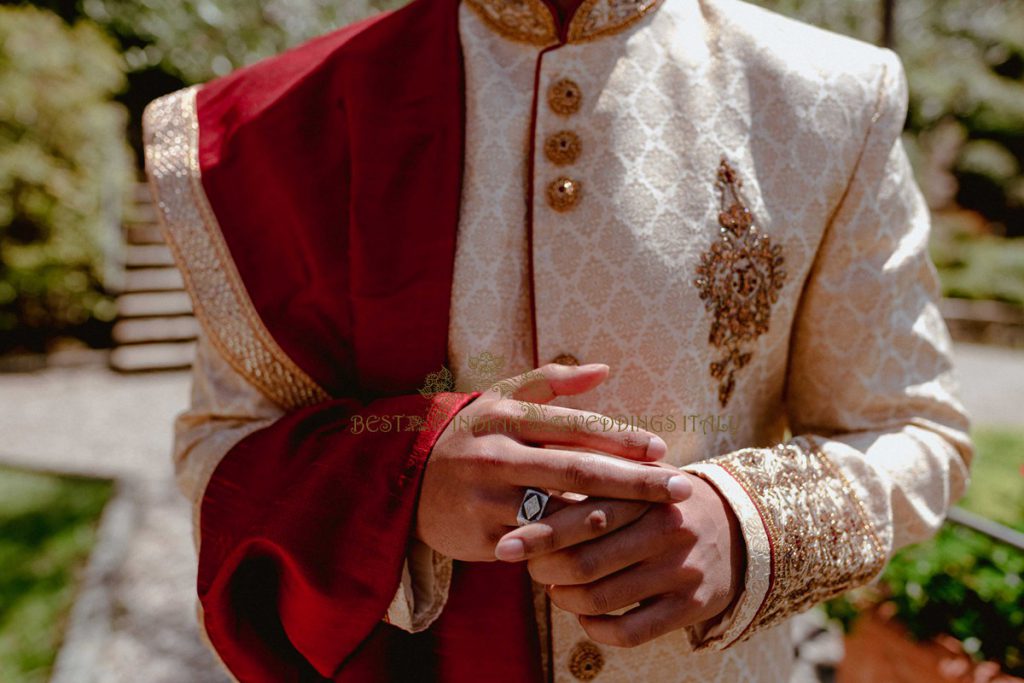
(693, 159), (787, 407)
(714, 437), (887, 640)
(567, 0), (663, 43)
(464, 0), (558, 45)
(142, 87), (329, 411)
(465, 0), (663, 45)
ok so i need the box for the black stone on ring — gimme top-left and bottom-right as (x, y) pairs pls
(516, 487), (550, 526)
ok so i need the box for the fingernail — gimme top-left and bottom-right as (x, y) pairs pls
(580, 363), (608, 372)
(667, 475), (692, 501)
(646, 435), (668, 460)
(495, 538), (525, 562)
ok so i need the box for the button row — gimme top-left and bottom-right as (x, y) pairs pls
(544, 77), (583, 212)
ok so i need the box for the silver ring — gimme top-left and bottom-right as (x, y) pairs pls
(516, 487), (550, 526)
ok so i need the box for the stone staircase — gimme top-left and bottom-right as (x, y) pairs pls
(109, 183), (197, 372)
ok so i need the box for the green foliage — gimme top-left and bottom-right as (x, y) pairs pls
(78, 0), (395, 85)
(0, 6), (130, 350)
(0, 466), (113, 683)
(930, 212), (1024, 304)
(756, 0), (1024, 235)
(884, 525), (1024, 674)
(826, 427), (1024, 673)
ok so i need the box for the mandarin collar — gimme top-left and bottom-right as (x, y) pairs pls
(464, 0), (664, 46)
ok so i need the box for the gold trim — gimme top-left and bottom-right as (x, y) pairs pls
(143, 86), (330, 411)
(713, 437), (887, 639)
(464, 0), (663, 45)
(464, 0), (558, 46)
(567, 0), (664, 44)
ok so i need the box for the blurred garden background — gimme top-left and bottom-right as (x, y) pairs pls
(0, 0), (1021, 681)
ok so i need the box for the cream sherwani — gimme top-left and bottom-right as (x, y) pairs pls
(172, 0), (973, 681)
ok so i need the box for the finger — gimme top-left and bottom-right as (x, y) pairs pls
(486, 363), (609, 404)
(578, 593), (691, 648)
(512, 404), (667, 462)
(494, 497), (649, 562)
(504, 447), (692, 504)
(547, 558), (694, 616)
(526, 505), (684, 585)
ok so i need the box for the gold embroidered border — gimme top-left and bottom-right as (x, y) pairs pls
(714, 437), (886, 639)
(567, 0), (664, 44)
(681, 461), (773, 650)
(465, 0), (663, 45)
(142, 86), (330, 411)
(464, 0), (558, 45)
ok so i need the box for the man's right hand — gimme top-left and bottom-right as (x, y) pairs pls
(415, 363), (692, 562)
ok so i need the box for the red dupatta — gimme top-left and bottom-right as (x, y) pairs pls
(169, 0), (549, 679)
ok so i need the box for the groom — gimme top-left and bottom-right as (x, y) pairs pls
(145, 0), (973, 680)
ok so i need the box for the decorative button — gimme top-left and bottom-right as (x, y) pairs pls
(544, 131), (582, 166)
(546, 177), (582, 212)
(568, 640), (604, 680)
(548, 78), (582, 116)
(551, 353), (579, 366)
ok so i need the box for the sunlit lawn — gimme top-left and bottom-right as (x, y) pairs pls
(0, 466), (112, 683)
(960, 427), (1024, 530)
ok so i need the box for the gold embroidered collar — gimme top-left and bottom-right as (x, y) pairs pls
(465, 0), (664, 45)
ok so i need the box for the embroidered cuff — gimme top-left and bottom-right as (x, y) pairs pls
(681, 462), (772, 650)
(385, 540), (454, 633)
(696, 436), (887, 644)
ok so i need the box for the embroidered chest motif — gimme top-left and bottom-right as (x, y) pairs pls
(465, 0), (663, 45)
(693, 159), (787, 408)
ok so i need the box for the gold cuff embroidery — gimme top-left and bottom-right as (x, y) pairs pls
(465, 0), (663, 46)
(143, 87), (329, 411)
(713, 437), (886, 640)
(693, 158), (787, 407)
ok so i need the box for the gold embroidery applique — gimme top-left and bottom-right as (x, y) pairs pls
(464, 0), (558, 45)
(567, 0), (663, 43)
(713, 437), (887, 639)
(693, 158), (787, 407)
(143, 87), (329, 411)
(466, 0), (663, 45)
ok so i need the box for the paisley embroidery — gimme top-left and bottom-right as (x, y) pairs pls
(693, 158), (787, 407)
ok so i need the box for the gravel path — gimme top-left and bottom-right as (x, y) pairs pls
(0, 341), (1019, 681)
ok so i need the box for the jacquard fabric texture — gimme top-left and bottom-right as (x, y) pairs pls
(165, 0), (973, 681)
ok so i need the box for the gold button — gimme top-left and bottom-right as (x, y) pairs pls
(544, 131), (582, 166)
(551, 353), (579, 366)
(548, 78), (582, 116)
(546, 177), (582, 212)
(568, 640), (604, 680)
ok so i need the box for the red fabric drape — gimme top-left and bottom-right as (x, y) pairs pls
(186, 0), (545, 680)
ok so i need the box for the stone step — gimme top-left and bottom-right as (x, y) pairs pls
(117, 291), (192, 318)
(123, 267), (184, 293)
(112, 317), (199, 345)
(125, 244), (175, 268)
(123, 204), (159, 225)
(124, 223), (165, 246)
(109, 341), (196, 373)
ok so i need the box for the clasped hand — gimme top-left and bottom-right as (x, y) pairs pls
(416, 363), (744, 648)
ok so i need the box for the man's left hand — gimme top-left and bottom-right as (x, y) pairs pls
(494, 471), (745, 648)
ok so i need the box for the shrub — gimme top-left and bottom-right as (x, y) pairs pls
(0, 6), (131, 351)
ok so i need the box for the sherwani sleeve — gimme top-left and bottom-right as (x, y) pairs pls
(681, 48), (974, 650)
(174, 329), (458, 637)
